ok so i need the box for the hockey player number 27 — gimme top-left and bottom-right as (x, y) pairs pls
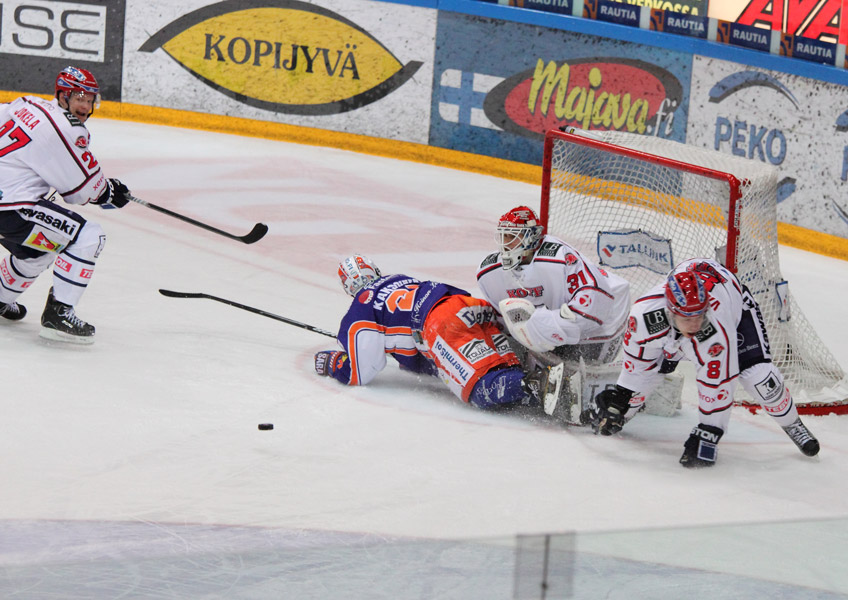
(0, 119), (32, 158)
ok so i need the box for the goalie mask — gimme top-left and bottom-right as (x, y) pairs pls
(338, 254), (382, 297)
(496, 206), (545, 271)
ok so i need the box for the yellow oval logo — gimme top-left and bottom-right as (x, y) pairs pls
(140, 0), (422, 114)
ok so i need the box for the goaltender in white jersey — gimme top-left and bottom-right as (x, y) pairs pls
(476, 206), (630, 365)
(0, 66), (132, 343)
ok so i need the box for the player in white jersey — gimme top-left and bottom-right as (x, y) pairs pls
(590, 258), (820, 467)
(476, 206), (630, 365)
(0, 66), (132, 343)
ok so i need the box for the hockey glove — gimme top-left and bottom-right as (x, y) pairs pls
(591, 385), (633, 436)
(679, 424), (724, 468)
(314, 350), (348, 377)
(93, 178), (131, 209)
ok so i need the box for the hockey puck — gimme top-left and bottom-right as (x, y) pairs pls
(258, 423), (274, 431)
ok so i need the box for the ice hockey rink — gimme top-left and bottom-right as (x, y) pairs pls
(2, 117), (848, 599)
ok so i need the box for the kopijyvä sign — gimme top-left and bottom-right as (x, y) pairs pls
(139, 0), (423, 115)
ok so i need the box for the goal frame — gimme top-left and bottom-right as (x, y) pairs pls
(540, 128), (848, 416)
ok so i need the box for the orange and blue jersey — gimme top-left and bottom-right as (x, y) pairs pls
(331, 274), (467, 386)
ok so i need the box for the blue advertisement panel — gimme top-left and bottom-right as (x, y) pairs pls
(688, 56), (848, 237)
(430, 11), (693, 164)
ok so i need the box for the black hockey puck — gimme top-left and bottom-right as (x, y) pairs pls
(258, 423), (274, 431)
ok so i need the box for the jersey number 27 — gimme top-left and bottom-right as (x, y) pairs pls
(0, 119), (32, 158)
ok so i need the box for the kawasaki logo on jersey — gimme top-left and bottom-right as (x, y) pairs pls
(20, 208), (79, 237)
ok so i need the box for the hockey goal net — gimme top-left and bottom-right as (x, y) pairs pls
(541, 128), (848, 415)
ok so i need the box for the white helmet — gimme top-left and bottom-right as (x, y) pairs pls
(495, 206), (545, 270)
(338, 254), (382, 296)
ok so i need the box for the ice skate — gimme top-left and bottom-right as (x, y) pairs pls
(0, 301), (26, 321)
(782, 418), (820, 457)
(522, 363), (564, 414)
(39, 288), (95, 344)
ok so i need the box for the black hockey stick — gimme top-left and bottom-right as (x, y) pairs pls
(158, 289), (337, 338)
(129, 196), (268, 244)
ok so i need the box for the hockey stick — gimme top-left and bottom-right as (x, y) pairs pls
(158, 289), (337, 338)
(129, 196), (268, 244)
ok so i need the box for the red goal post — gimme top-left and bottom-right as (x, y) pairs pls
(540, 127), (848, 415)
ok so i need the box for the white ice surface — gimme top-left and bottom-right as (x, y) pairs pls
(1, 119), (847, 599)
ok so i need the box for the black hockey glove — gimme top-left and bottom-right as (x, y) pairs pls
(93, 178), (131, 209)
(591, 385), (633, 436)
(314, 350), (347, 377)
(679, 424), (724, 468)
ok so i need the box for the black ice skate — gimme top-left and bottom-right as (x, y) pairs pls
(39, 288), (95, 344)
(0, 301), (26, 321)
(522, 363), (565, 414)
(782, 418), (820, 457)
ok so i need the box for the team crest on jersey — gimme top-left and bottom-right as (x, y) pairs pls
(358, 290), (374, 304)
(563, 253), (578, 265)
(535, 242), (562, 258)
(707, 342), (724, 357)
(75, 136), (88, 148)
(575, 293), (592, 308)
(628, 316), (637, 332)
(643, 309), (669, 334)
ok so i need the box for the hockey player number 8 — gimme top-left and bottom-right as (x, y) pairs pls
(0, 119), (32, 158)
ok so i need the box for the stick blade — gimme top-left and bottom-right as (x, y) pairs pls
(159, 289), (205, 299)
(240, 223), (269, 244)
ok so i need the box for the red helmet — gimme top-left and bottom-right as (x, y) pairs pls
(665, 271), (708, 317)
(495, 206), (545, 270)
(55, 66), (101, 108)
(338, 254), (382, 297)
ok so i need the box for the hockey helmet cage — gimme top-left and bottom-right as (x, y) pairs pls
(496, 206), (545, 270)
(338, 254), (382, 297)
(665, 270), (709, 317)
(55, 66), (101, 109)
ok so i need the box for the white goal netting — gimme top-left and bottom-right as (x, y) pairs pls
(542, 128), (848, 414)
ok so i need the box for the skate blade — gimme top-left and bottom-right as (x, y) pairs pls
(543, 363), (565, 415)
(39, 327), (95, 345)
